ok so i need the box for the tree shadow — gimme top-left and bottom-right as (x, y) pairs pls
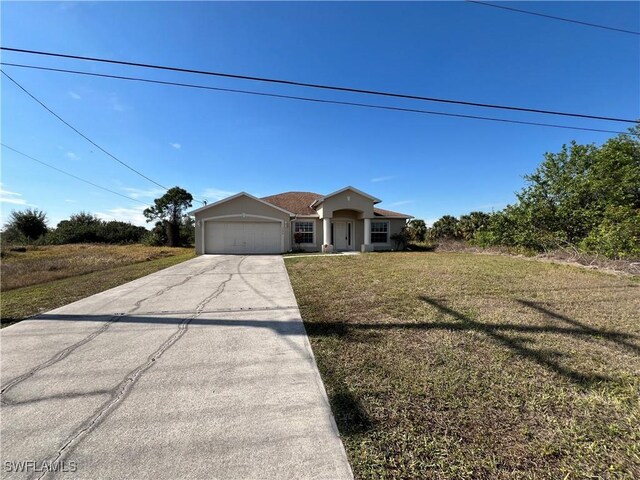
(419, 296), (615, 387)
(325, 386), (372, 435)
(2, 389), (113, 407)
(3, 311), (377, 434)
(305, 296), (637, 387)
(516, 299), (640, 356)
(6, 302), (635, 429)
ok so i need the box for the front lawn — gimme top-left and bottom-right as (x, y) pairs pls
(286, 252), (640, 479)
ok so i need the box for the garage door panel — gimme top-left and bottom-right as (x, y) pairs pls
(205, 221), (282, 254)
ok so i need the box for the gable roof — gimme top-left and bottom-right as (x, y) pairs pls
(309, 185), (381, 207)
(260, 191), (412, 218)
(188, 191), (294, 216)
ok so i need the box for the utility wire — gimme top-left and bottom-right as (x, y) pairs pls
(1, 143), (152, 206)
(0, 69), (170, 191)
(467, 1), (640, 36)
(0, 62), (628, 135)
(1, 46), (635, 124)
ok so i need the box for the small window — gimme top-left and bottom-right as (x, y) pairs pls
(371, 221), (389, 243)
(294, 221), (314, 244)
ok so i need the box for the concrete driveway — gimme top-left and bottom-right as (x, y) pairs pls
(1, 255), (353, 480)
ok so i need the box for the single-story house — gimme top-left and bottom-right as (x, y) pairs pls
(188, 186), (413, 254)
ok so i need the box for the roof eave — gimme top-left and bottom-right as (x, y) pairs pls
(188, 192), (295, 216)
(310, 185), (382, 207)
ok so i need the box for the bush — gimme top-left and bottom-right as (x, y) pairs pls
(143, 217), (193, 247)
(53, 212), (148, 244)
(143, 221), (168, 246)
(179, 215), (195, 246)
(406, 219), (427, 242)
(580, 206), (640, 259)
(391, 230), (411, 250)
(54, 212), (102, 243)
(3, 209), (48, 243)
(458, 211), (490, 241)
(292, 232), (305, 252)
(428, 215), (461, 240)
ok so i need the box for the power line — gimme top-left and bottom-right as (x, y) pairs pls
(0, 62), (628, 135)
(0, 69), (170, 191)
(1, 46), (635, 124)
(467, 1), (640, 36)
(1, 143), (151, 206)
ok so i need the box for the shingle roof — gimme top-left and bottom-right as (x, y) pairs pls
(373, 207), (413, 218)
(261, 191), (412, 218)
(261, 192), (322, 216)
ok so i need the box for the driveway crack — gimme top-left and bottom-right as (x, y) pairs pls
(0, 314), (124, 403)
(1, 258), (228, 400)
(31, 273), (234, 479)
(235, 256), (278, 307)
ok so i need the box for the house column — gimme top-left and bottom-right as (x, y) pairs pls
(362, 217), (374, 252)
(323, 217), (332, 252)
(364, 218), (371, 245)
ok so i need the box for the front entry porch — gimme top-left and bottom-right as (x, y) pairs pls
(331, 221), (354, 252)
(321, 214), (373, 253)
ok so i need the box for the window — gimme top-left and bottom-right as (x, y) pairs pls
(294, 221), (314, 244)
(371, 221), (389, 243)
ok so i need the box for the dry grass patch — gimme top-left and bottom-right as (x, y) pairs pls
(286, 252), (640, 479)
(1, 244), (187, 291)
(1, 244), (194, 326)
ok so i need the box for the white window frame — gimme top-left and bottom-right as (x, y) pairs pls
(370, 220), (390, 244)
(294, 220), (315, 245)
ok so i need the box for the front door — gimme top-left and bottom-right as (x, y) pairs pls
(333, 222), (350, 251)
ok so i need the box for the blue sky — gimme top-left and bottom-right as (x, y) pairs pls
(1, 1), (638, 227)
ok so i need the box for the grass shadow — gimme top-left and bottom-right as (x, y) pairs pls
(303, 296), (632, 388)
(517, 299), (640, 356)
(328, 389), (373, 435)
(419, 296), (613, 387)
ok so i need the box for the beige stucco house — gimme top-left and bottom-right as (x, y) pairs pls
(189, 186), (413, 254)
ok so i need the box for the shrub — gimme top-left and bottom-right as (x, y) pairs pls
(391, 230), (411, 250)
(143, 221), (168, 246)
(428, 215), (461, 240)
(53, 212), (148, 244)
(179, 215), (195, 246)
(406, 219), (427, 242)
(3, 209), (48, 243)
(580, 206), (640, 259)
(458, 211), (491, 241)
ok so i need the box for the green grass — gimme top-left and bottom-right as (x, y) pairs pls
(285, 252), (640, 479)
(1, 245), (195, 327)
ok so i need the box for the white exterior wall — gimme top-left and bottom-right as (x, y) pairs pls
(193, 195), (292, 254)
(289, 217), (408, 252)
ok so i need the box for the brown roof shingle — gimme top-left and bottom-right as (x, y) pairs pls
(373, 207), (413, 218)
(261, 191), (412, 218)
(261, 192), (322, 216)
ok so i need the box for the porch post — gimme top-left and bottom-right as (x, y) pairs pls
(362, 218), (373, 252)
(323, 217), (332, 252)
(364, 218), (371, 245)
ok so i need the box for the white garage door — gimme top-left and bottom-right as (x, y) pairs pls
(204, 221), (282, 254)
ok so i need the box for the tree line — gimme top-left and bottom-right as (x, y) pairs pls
(405, 126), (639, 259)
(1, 187), (195, 247)
(4, 127), (638, 259)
